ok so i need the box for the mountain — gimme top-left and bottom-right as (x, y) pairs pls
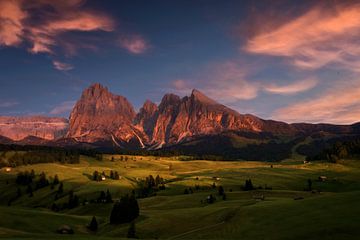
(0, 83), (359, 161)
(67, 83), (145, 148)
(0, 116), (68, 141)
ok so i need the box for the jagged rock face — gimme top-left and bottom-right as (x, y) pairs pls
(150, 90), (264, 145)
(134, 100), (158, 140)
(0, 116), (68, 141)
(67, 83), (138, 144)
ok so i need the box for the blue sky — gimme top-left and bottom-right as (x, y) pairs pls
(0, 0), (360, 124)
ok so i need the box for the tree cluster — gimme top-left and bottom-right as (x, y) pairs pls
(137, 175), (165, 198)
(110, 194), (139, 224)
(243, 179), (254, 191)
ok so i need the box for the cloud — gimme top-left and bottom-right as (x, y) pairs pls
(263, 78), (318, 95)
(272, 79), (360, 124)
(244, 3), (360, 71)
(0, 0), (27, 46)
(0, 101), (19, 108)
(50, 100), (75, 115)
(170, 62), (316, 103)
(52, 60), (73, 71)
(0, 0), (115, 54)
(119, 35), (149, 54)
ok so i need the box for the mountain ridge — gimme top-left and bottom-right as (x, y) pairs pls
(0, 83), (359, 153)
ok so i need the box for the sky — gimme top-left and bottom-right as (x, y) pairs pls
(0, 0), (360, 124)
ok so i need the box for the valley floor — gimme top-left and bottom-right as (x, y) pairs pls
(0, 155), (359, 239)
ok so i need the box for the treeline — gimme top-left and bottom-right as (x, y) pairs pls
(306, 138), (360, 162)
(0, 144), (101, 168)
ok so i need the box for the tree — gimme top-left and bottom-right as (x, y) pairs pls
(106, 189), (113, 203)
(88, 216), (98, 232)
(110, 195), (139, 224)
(68, 190), (79, 209)
(307, 179), (312, 191)
(127, 221), (136, 238)
(93, 171), (99, 181)
(53, 174), (60, 185)
(244, 179), (254, 191)
(98, 191), (106, 203)
(218, 186), (224, 196)
(58, 182), (64, 194)
(110, 170), (114, 179)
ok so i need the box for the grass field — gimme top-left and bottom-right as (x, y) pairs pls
(0, 154), (359, 239)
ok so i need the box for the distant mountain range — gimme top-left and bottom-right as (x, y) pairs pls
(1, 83), (359, 159)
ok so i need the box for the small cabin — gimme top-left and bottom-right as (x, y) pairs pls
(5, 167), (11, 172)
(318, 176), (327, 182)
(57, 225), (74, 234)
(101, 175), (106, 181)
(303, 160), (309, 164)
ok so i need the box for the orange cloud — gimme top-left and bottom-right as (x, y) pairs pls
(244, 3), (360, 70)
(0, 0), (27, 46)
(0, 0), (115, 54)
(273, 79), (360, 124)
(119, 35), (149, 54)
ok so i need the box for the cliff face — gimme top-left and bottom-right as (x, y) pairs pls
(67, 83), (143, 146)
(146, 90), (264, 145)
(2, 83), (357, 149)
(0, 116), (68, 141)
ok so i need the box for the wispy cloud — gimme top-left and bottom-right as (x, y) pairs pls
(263, 78), (318, 95)
(119, 35), (149, 54)
(273, 79), (360, 124)
(0, 101), (19, 108)
(50, 100), (75, 115)
(244, 3), (360, 71)
(0, 0), (149, 60)
(171, 62), (317, 103)
(52, 60), (74, 71)
(0, 0), (114, 54)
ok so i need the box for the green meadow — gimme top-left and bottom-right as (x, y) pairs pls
(0, 154), (359, 239)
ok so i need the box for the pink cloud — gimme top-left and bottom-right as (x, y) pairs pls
(119, 35), (149, 54)
(52, 60), (73, 71)
(171, 61), (317, 103)
(0, 0), (27, 46)
(273, 79), (360, 124)
(244, 3), (360, 71)
(0, 0), (115, 54)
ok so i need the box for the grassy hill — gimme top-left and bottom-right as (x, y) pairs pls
(0, 154), (359, 239)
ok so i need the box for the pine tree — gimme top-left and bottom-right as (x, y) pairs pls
(218, 186), (224, 196)
(88, 216), (98, 231)
(106, 189), (113, 203)
(53, 174), (60, 185)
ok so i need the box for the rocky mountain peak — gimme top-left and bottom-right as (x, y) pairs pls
(159, 93), (181, 111)
(81, 83), (109, 99)
(190, 89), (217, 105)
(67, 84), (137, 144)
(142, 100), (158, 113)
